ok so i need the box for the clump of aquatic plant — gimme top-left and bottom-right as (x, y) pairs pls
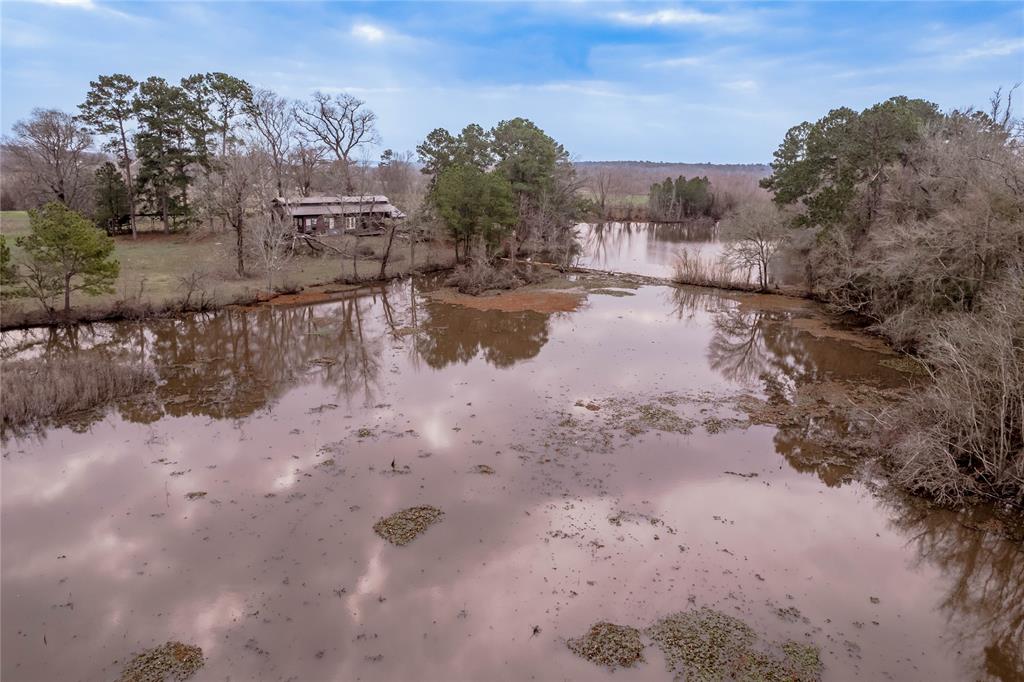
(646, 607), (822, 682)
(373, 505), (444, 546)
(117, 641), (204, 682)
(1, 355), (155, 432)
(632, 402), (695, 434)
(567, 622), (645, 669)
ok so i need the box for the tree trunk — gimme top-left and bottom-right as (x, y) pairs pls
(119, 123), (138, 240)
(161, 193), (170, 234)
(236, 221), (245, 277)
(379, 222), (397, 280)
(63, 274), (72, 319)
(351, 234), (359, 282)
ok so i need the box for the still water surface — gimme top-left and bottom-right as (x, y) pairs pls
(575, 221), (726, 279)
(1, 242), (1021, 680)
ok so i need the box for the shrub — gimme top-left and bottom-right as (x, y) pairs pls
(671, 247), (750, 290)
(1, 355), (155, 431)
(885, 269), (1024, 508)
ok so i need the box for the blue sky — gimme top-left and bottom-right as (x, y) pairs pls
(2, 1), (1022, 162)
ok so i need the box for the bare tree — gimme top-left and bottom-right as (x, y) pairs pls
(6, 109), (94, 211)
(289, 137), (326, 197)
(721, 200), (789, 290)
(245, 88), (295, 197)
(216, 150), (265, 276)
(589, 167), (620, 216)
(377, 148), (420, 208)
(292, 92), (379, 193)
(250, 207), (294, 292)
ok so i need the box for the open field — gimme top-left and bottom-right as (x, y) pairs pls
(0, 229), (455, 328)
(0, 211), (30, 238)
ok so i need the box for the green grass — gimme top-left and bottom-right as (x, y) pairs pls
(1, 229), (455, 326)
(0, 211), (31, 238)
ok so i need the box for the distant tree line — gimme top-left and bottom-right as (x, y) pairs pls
(647, 175), (717, 221)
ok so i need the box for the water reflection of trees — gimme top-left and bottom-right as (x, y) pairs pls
(887, 496), (1024, 681)
(14, 287), (404, 427)
(579, 222), (719, 269)
(6, 278), (558, 430)
(671, 288), (878, 488)
(675, 286), (1024, 681)
(414, 302), (550, 369)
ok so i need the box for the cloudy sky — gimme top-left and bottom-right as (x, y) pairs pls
(2, 0), (1022, 162)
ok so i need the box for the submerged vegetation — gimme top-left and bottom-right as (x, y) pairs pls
(0, 355), (154, 431)
(567, 608), (822, 681)
(646, 607), (822, 682)
(373, 505), (444, 546)
(116, 641), (204, 682)
(567, 622), (645, 670)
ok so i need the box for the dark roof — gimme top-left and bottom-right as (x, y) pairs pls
(283, 201), (406, 219)
(277, 195), (392, 205)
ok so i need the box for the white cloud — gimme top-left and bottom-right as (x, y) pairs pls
(953, 37), (1024, 61)
(610, 8), (723, 27)
(31, 0), (146, 22)
(723, 79), (758, 93)
(351, 23), (387, 42)
(647, 56), (705, 68)
(34, 0), (96, 7)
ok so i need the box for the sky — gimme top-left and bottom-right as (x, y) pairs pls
(1, 0), (1022, 163)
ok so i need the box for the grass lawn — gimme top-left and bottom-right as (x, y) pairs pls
(1, 228), (455, 327)
(0, 211), (31, 238)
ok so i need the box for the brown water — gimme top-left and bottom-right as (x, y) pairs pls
(2, 277), (1022, 681)
(575, 222), (727, 279)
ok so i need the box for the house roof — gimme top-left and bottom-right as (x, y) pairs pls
(284, 203), (406, 219)
(274, 194), (406, 219)
(276, 195), (392, 205)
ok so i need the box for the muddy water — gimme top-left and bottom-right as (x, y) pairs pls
(2, 278), (1022, 681)
(576, 221), (726, 279)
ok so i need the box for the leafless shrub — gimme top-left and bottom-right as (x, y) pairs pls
(249, 210), (294, 292)
(446, 257), (539, 295)
(176, 270), (214, 311)
(671, 247), (749, 290)
(885, 269), (1024, 507)
(1, 355), (155, 431)
(273, 278), (301, 295)
(720, 200), (789, 290)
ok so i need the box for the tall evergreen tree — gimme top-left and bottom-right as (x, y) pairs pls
(78, 74), (140, 238)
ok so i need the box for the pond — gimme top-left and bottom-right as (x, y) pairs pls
(1, 271), (1021, 680)
(575, 221), (727, 279)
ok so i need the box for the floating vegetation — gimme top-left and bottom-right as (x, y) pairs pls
(703, 416), (747, 434)
(588, 288), (635, 297)
(373, 506), (444, 546)
(545, 393), (704, 454)
(607, 510), (671, 531)
(117, 641), (204, 682)
(646, 607), (822, 682)
(879, 356), (929, 375)
(631, 403), (694, 434)
(356, 427), (374, 438)
(472, 464), (496, 474)
(567, 622), (645, 669)
(183, 491), (207, 501)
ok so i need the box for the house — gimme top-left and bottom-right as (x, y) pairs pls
(275, 195), (406, 234)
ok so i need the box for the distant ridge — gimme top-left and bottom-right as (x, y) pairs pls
(575, 161), (770, 176)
